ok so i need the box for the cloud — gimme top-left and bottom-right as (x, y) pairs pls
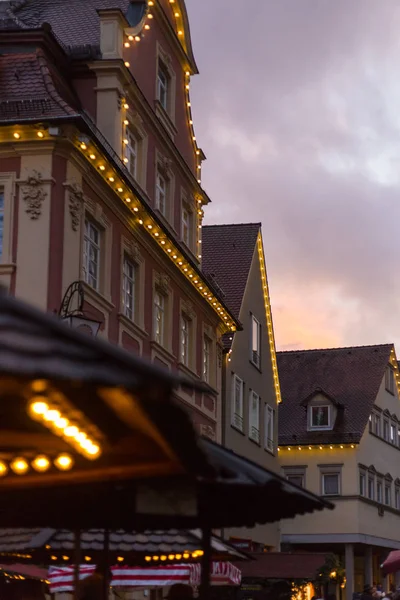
(186, 0), (400, 350)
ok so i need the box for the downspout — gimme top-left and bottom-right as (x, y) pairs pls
(220, 349), (228, 540)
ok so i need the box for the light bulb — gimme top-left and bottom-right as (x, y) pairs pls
(32, 455), (51, 473)
(11, 458), (29, 475)
(54, 454), (74, 471)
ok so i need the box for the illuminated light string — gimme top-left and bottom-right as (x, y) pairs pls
(121, 0), (204, 261)
(48, 550), (204, 564)
(257, 233), (282, 404)
(0, 452), (74, 476)
(389, 347), (400, 397)
(278, 444), (357, 452)
(74, 136), (235, 332)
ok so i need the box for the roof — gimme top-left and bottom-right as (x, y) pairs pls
(0, 50), (78, 121)
(0, 563), (48, 580)
(0, 528), (247, 563)
(277, 344), (393, 446)
(1, 0), (137, 50)
(202, 223), (260, 320)
(236, 552), (327, 580)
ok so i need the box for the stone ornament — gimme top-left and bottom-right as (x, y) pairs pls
(21, 170), (47, 220)
(200, 424), (215, 441)
(155, 272), (170, 295)
(68, 182), (84, 231)
(158, 155), (173, 177)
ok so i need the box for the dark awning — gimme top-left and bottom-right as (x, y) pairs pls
(234, 552), (328, 580)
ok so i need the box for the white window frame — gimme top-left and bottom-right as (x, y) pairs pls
(385, 365), (395, 394)
(180, 314), (190, 366)
(264, 403), (274, 453)
(322, 472), (340, 496)
(395, 486), (400, 510)
(383, 419), (390, 442)
(385, 481), (392, 506)
(232, 374), (244, 431)
(157, 61), (169, 110)
(83, 218), (101, 291)
(122, 257), (136, 321)
(359, 469), (366, 497)
(284, 467), (306, 488)
(182, 205), (190, 247)
(309, 405), (331, 430)
(203, 336), (211, 383)
(249, 391), (260, 444)
(391, 422), (396, 444)
(373, 412), (381, 436)
(126, 131), (138, 179)
(156, 172), (167, 216)
(368, 473), (375, 500)
(377, 478), (383, 503)
(154, 291), (165, 346)
(250, 315), (261, 368)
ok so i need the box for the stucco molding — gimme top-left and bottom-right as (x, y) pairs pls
(64, 181), (84, 232)
(154, 272), (171, 296)
(18, 171), (49, 220)
(199, 424), (216, 441)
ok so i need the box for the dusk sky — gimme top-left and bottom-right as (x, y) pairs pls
(185, 0), (400, 352)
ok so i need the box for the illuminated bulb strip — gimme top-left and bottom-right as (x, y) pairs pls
(389, 347), (400, 397)
(0, 453), (74, 476)
(74, 138), (236, 332)
(28, 397), (101, 460)
(144, 550), (204, 562)
(278, 444), (356, 451)
(257, 233), (281, 404)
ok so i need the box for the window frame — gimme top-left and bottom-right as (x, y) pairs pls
(385, 480), (392, 506)
(181, 204), (193, 249)
(203, 335), (211, 383)
(83, 218), (101, 291)
(122, 256), (136, 322)
(126, 131), (138, 179)
(157, 60), (169, 111)
(359, 469), (366, 497)
(250, 314), (261, 369)
(368, 472), (375, 500)
(232, 374), (244, 432)
(155, 171), (167, 216)
(377, 478), (383, 503)
(309, 405), (331, 430)
(322, 472), (340, 496)
(283, 467), (306, 489)
(395, 485), (400, 510)
(383, 419), (390, 442)
(153, 290), (166, 346)
(319, 465), (342, 497)
(264, 403), (274, 453)
(386, 365), (395, 395)
(180, 313), (191, 367)
(248, 390), (260, 444)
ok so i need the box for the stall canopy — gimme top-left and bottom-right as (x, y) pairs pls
(381, 550), (400, 575)
(0, 290), (333, 531)
(48, 561), (242, 592)
(234, 552), (328, 580)
(0, 528), (248, 565)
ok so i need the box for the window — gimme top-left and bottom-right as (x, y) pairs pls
(310, 405), (330, 429)
(265, 404), (274, 452)
(154, 291), (165, 345)
(232, 374), (244, 431)
(359, 471), (366, 496)
(322, 473), (340, 496)
(384, 420), (389, 442)
(251, 315), (261, 368)
(386, 366), (395, 394)
(0, 190), (4, 258)
(126, 131), (138, 179)
(368, 475), (375, 500)
(156, 172), (167, 216)
(385, 482), (391, 506)
(83, 219), (101, 290)
(391, 423), (396, 444)
(249, 391), (260, 444)
(395, 486), (400, 510)
(157, 61), (169, 110)
(377, 479), (383, 503)
(122, 257), (136, 320)
(180, 314), (191, 366)
(203, 336), (211, 383)
(284, 467), (305, 488)
(181, 206), (191, 247)
(373, 413), (381, 436)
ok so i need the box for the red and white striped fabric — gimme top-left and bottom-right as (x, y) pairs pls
(48, 562), (241, 593)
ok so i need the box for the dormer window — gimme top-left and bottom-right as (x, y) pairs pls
(385, 365), (395, 395)
(309, 405), (331, 429)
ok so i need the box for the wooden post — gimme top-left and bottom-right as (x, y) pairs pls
(103, 529), (110, 600)
(73, 530), (81, 600)
(200, 525), (211, 600)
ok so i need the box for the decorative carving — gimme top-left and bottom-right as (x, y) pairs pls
(200, 424), (216, 441)
(158, 155), (173, 177)
(130, 241), (143, 264)
(182, 300), (195, 320)
(68, 182), (84, 231)
(159, 48), (172, 70)
(21, 171), (47, 219)
(155, 272), (170, 295)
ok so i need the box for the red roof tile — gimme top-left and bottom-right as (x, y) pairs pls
(277, 344), (392, 446)
(235, 552), (327, 580)
(202, 223), (261, 320)
(0, 50), (78, 120)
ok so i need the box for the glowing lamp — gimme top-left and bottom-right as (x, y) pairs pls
(54, 454), (74, 471)
(0, 462), (8, 476)
(160, 556), (167, 561)
(145, 556), (151, 562)
(10, 458), (29, 475)
(30, 399), (49, 416)
(183, 552), (190, 559)
(13, 132), (20, 139)
(32, 455), (51, 473)
(37, 131), (44, 138)
(117, 556), (124, 562)
(85, 556), (91, 562)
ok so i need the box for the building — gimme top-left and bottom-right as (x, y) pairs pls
(202, 223), (281, 550)
(277, 344), (400, 600)
(0, 0), (239, 439)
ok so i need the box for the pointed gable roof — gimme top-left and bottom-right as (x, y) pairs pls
(277, 344), (393, 446)
(202, 223), (261, 320)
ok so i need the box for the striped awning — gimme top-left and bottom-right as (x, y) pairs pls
(48, 562), (241, 592)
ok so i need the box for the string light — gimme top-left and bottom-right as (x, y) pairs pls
(278, 444), (357, 452)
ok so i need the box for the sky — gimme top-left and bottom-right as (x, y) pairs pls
(185, 0), (400, 352)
